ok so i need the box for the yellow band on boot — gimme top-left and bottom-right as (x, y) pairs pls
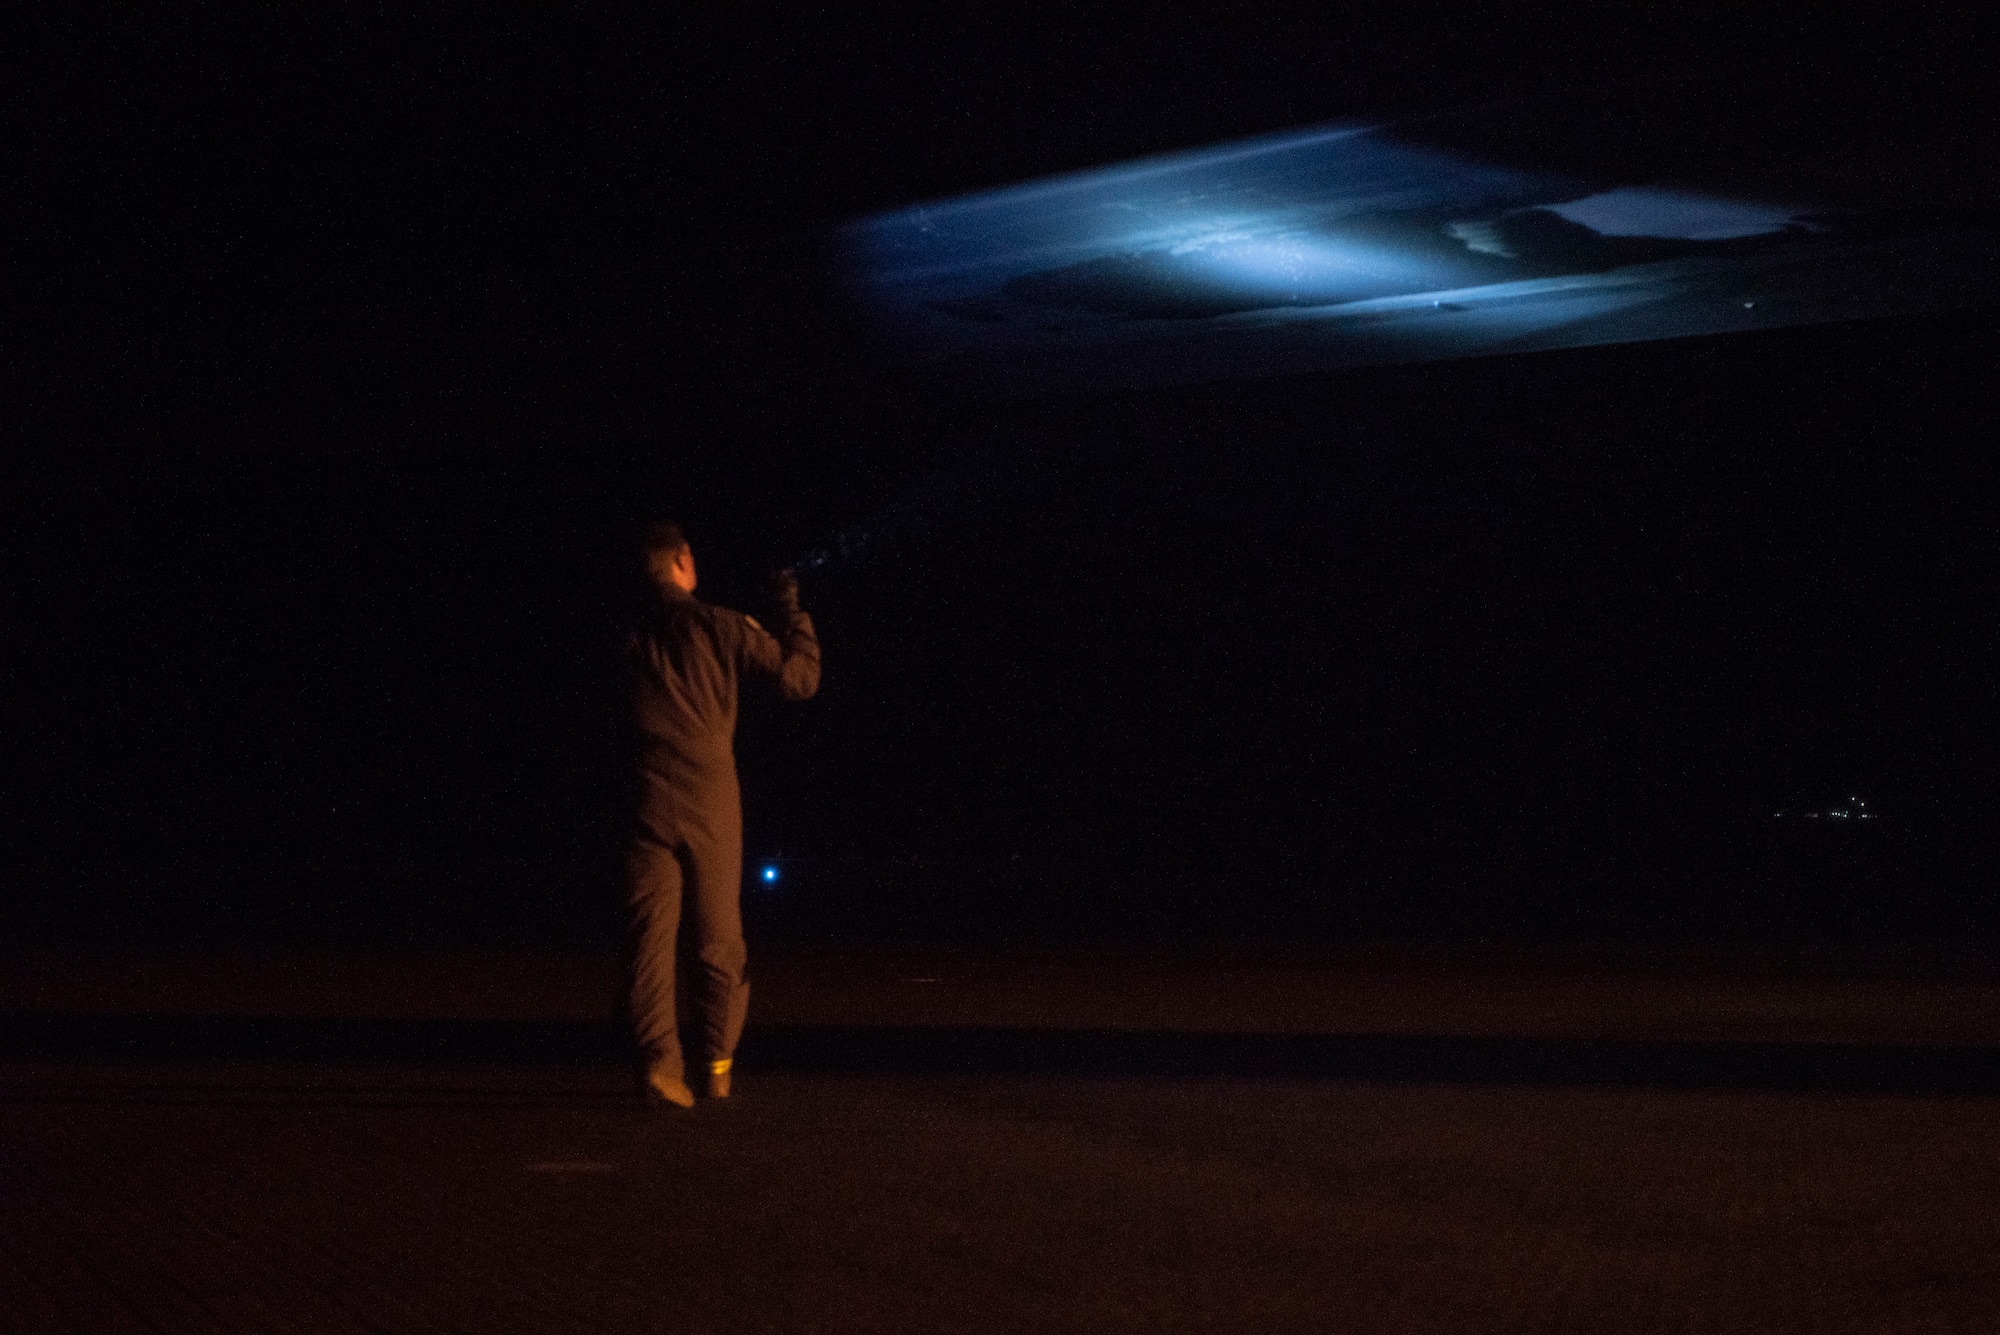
(709, 1059), (732, 1075)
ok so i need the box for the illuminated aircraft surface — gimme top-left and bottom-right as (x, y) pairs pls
(840, 104), (2000, 394)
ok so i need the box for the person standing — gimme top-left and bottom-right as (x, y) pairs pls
(624, 521), (820, 1106)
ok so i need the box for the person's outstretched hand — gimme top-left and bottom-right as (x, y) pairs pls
(770, 567), (801, 611)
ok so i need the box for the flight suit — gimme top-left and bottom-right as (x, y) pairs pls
(625, 579), (819, 1090)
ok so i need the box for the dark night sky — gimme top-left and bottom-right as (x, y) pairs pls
(8, 10), (2000, 943)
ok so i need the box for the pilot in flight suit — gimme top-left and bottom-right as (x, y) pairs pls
(625, 521), (819, 1106)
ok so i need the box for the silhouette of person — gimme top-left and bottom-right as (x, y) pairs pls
(624, 521), (819, 1105)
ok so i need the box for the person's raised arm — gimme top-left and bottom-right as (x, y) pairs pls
(740, 568), (820, 701)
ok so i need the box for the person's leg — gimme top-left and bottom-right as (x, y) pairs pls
(683, 794), (749, 1095)
(626, 836), (691, 1098)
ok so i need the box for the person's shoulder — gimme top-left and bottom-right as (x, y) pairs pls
(721, 604), (773, 643)
(688, 597), (759, 638)
(629, 594), (704, 638)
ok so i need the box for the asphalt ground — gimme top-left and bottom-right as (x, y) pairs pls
(4, 945), (1999, 1333)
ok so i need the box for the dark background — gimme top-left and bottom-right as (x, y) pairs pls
(8, 9), (1998, 945)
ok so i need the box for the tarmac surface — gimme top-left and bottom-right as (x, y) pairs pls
(4, 943), (2000, 1333)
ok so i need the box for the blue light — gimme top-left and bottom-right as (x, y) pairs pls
(761, 865), (780, 884)
(1173, 231), (1441, 306)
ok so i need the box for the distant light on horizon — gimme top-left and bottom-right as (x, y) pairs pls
(1776, 797), (1875, 821)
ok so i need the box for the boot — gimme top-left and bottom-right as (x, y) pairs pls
(646, 1066), (695, 1109)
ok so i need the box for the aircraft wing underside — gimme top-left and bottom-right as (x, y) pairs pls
(839, 106), (2000, 394)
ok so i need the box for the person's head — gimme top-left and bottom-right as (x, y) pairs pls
(641, 520), (696, 593)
